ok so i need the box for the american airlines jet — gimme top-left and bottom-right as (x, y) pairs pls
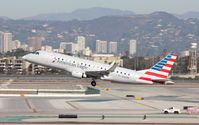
(22, 51), (177, 86)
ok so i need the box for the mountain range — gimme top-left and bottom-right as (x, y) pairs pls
(0, 9), (199, 56)
(178, 11), (199, 19)
(21, 8), (199, 21)
(1, 7), (199, 21)
(23, 7), (134, 21)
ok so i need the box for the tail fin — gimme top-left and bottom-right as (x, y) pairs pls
(139, 52), (177, 84)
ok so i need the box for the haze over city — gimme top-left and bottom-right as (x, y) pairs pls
(0, 0), (199, 18)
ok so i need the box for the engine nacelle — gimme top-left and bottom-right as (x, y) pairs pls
(72, 71), (87, 78)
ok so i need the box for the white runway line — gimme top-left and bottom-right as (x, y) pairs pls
(0, 94), (100, 97)
(0, 79), (14, 89)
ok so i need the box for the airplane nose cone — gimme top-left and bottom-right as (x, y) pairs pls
(22, 55), (27, 60)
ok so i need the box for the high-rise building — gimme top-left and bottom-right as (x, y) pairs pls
(188, 43), (197, 75)
(77, 36), (85, 51)
(0, 32), (3, 53)
(0, 32), (12, 53)
(4, 32), (12, 52)
(109, 41), (117, 54)
(129, 39), (137, 56)
(60, 42), (78, 54)
(96, 40), (107, 54)
(28, 36), (43, 51)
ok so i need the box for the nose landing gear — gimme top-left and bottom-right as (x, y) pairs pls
(91, 80), (96, 87)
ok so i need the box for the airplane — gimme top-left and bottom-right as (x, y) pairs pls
(22, 51), (177, 86)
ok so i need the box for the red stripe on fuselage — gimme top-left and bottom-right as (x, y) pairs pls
(145, 71), (167, 78)
(165, 64), (172, 67)
(169, 58), (176, 62)
(161, 69), (170, 73)
(139, 77), (152, 81)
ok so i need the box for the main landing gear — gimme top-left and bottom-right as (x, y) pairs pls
(91, 80), (96, 87)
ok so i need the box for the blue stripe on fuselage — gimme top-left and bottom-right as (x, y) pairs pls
(154, 65), (163, 69)
(160, 60), (167, 63)
(152, 67), (161, 71)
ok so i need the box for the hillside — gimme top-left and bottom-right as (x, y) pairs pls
(0, 12), (199, 56)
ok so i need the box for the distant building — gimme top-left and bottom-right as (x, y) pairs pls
(129, 39), (137, 57)
(10, 40), (21, 50)
(179, 50), (189, 57)
(28, 36), (43, 51)
(0, 32), (12, 53)
(0, 57), (26, 74)
(20, 44), (29, 51)
(0, 32), (3, 53)
(4, 32), (12, 52)
(53, 48), (64, 53)
(60, 42), (67, 50)
(96, 40), (107, 54)
(83, 47), (92, 56)
(188, 43), (197, 75)
(41, 45), (53, 52)
(60, 42), (78, 54)
(77, 36), (85, 51)
(109, 41), (117, 54)
(88, 54), (123, 67)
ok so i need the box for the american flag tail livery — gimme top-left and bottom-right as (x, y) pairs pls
(138, 52), (177, 84)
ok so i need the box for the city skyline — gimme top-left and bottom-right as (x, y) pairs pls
(0, 0), (199, 19)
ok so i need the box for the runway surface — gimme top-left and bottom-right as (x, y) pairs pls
(0, 76), (199, 124)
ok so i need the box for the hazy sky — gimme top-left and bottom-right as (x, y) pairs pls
(0, 0), (199, 19)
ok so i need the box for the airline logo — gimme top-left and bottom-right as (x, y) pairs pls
(139, 53), (177, 83)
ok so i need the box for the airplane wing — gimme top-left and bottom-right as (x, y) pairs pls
(85, 62), (118, 79)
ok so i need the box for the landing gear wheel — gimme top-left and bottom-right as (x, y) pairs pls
(91, 80), (96, 87)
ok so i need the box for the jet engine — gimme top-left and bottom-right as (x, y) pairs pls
(72, 71), (87, 78)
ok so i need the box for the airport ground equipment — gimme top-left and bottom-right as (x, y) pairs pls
(184, 106), (199, 114)
(163, 107), (181, 114)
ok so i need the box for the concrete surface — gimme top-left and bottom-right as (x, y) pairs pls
(0, 76), (198, 124)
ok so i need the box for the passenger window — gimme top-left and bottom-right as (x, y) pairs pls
(33, 51), (39, 55)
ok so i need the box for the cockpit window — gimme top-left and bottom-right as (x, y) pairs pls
(32, 51), (40, 55)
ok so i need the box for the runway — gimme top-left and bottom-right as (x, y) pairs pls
(0, 76), (199, 124)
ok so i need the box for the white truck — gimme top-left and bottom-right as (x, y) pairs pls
(163, 107), (181, 114)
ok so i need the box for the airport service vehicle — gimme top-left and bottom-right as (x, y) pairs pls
(184, 106), (199, 114)
(22, 51), (177, 86)
(163, 107), (181, 114)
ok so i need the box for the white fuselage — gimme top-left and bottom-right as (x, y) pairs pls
(23, 51), (147, 84)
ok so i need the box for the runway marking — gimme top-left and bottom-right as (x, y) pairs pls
(0, 79), (14, 89)
(24, 98), (37, 113)
(132, 100), (160, 110)
(101, 89), (159, 110)
(66, 101), (79, 110)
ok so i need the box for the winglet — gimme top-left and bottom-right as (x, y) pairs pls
(108, 61), (118, 73)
